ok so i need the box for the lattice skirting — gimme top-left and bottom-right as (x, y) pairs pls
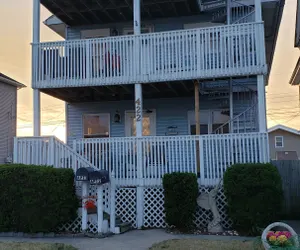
(59, 185), (232, 233)
(115, 187), (137, 228)
(142, 186), (232, 229)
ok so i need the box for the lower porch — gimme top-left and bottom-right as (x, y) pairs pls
(14, 132), (269, 186)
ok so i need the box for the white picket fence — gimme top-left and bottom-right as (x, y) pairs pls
(13, 132), (268, 186)
(32, 22), (266, 89)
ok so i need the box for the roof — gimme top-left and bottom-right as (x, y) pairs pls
(268, 124), (300, 135)
(0, 73), (26, 89)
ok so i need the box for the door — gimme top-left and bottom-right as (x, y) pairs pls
(125, 110), (156, 136)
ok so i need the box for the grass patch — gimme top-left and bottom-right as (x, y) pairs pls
(0, 242), (77, 250)
(149, 239), (263, 250)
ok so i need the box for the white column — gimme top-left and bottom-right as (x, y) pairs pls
(227, 0), (231, 24)
(134, 0), (143, 137)
(255, 0), (262, 22)
(257, 75), (267, 132)
(229, 79), (234, 133)
(33, 90), (41, 136)
(81, 182), (89, 231)
(110, 172), (116, 234)
(33, 0), (41, 136)
(134, 0), (144, 230)
(97, 185), (104, 234)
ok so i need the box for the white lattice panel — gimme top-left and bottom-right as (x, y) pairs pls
(59, 216), (82, 233)
(143, 187), (166, 228)
(194, 186), (233, 229)
(87, 220), (98, 234)
(142, 186), (232, 230)
(116, 188), (137, 228)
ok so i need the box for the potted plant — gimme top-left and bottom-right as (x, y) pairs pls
(83, 199), (97, 214)
(261, 222), (300, 249)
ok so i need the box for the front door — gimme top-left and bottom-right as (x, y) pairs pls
(125, 110), (156, 136)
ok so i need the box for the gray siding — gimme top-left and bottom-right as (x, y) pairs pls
(66, 15), (212, 40)
(0, 82), (17, 164)
(66, 92), (257, 146)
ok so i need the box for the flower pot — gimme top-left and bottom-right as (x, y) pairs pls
(261, 222), (299, 249)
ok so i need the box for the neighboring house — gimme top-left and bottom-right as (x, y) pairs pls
(0, 73), (25, 164)
(15, 1), (284, 186)
(268, 125), (300, 160)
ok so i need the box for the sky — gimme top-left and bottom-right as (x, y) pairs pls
(0, 0), (299, 141)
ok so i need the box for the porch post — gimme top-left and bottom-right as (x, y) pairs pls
(134, 0), (143, 138)
(229, 79), (234, 133)
(194, 81), (200, 174)
(33, 0), (41, 136)
(255, 0), (262, 22)
(227, 0), (231, 24)
(134, 0), (144, 230)
(257, 75), (267, 132)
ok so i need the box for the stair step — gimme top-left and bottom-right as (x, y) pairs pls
(115, 222), (132, 234)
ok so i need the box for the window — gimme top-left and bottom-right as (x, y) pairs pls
(275, 136), (284, 148)
(188, 110), (230, 135)
(83, 114), (110, 138)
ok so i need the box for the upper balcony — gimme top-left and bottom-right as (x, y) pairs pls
(33, 22), (267, 89)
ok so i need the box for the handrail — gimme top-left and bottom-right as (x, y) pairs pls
(213, 102), (258, 134)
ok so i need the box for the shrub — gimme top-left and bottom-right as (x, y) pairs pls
(0, 164), (78, 233)
(223, 163), (283, 235)
(162, 172), (198, 230)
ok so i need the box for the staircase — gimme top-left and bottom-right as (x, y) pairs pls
(13, 136), (133, 234)
(200, 80), (258, 134)
(198, 0), (255, 24)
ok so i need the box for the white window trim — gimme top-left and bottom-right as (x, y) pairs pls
(82, 113), (111, 138)
(275, 136), (284, 148)
(124, 110), (156, 137)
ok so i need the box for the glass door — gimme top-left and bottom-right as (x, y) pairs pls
(125, 111), (156, 137)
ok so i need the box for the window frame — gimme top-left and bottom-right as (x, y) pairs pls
(275, 136), (284, 148)
(82, 113), (111, 139)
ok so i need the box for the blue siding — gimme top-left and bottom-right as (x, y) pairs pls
(66, 15), (212, 40)
(66, 93), (257, 145)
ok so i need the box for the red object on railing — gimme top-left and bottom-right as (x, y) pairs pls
(83, 199), (96, 209)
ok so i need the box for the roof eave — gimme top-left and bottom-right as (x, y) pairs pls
(0, 76), (26, 89)
(268, 124), (300, 135)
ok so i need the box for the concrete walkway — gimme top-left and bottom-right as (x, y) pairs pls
(0, 229), (254, 250)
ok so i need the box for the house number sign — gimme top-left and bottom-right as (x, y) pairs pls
(76, 176), (88, 181)
(135, 98), (142, 122)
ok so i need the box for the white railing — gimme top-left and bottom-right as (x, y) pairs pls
(13, 136), (95, 172)
(73, 133), (268, 186)
(231, 4), (255, 24)
(14, 133), (268, 186)
(33, 22), (266, 89)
